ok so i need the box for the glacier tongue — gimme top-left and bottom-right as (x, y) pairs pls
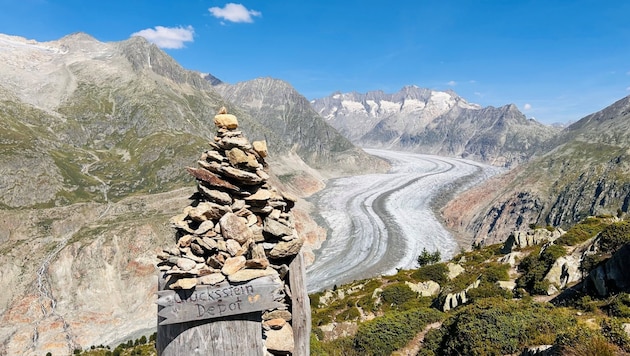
(305, 149), (502, 292)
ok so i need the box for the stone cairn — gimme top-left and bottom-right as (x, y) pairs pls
(157, 108), (304, 354)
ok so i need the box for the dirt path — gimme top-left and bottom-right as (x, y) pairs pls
(395, 321), (443, 356)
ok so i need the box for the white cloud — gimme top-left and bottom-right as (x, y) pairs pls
(209, 3), (261, 23)
(469, 80), (476, 84)
(447, 80), (457, 86)
(131, 26), (194, 49)
(523, 103), (532, 110)
(626, 86), (630, 91)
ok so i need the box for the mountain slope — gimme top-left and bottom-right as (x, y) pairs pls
(312, 86), (558, 166)
(443, 95), (630, 245)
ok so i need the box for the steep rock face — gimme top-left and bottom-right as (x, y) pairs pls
(443, 96), (630, 245)
(312, 86), (557, 167)
(0, 190), (185, 355)
(214, 78), (388, 177)
(586, 243), (630, 296)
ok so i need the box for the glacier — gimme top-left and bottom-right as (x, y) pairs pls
(305, 149), (503, 292)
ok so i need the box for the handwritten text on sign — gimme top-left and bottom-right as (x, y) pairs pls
(157, 276), (284, 325)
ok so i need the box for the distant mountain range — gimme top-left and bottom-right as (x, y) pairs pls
(312, 86), (559, 166)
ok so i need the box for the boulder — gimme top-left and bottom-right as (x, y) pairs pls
(405, 280), (440, 297)
(544, 255), (581, 290)
(213, 113), (239, 129)
(446, 263), (465, 280)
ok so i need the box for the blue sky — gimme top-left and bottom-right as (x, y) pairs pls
(1, 1), (629, 124)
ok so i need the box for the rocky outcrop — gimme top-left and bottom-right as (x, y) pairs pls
(544, 255), (581, 292)
(441, 279), (481, 312)
(585, 243), (630, 296)
(406, 281), (441, 297)
(446, 263), (465, 280)
(501, 228), (565, 253)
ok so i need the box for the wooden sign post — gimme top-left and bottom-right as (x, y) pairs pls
(157, 276), (284, 326)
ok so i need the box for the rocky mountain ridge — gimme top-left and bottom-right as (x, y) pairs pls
(443, 95), (630, 245)
(312, 86), (559, 166)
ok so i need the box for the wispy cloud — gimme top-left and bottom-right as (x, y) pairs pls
(447, 80), (457, 86)
(523, 103), (532, 110)
(209, 3), (261, 23)
(131, 25), (194, 49)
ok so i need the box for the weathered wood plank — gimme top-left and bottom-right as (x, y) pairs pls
(157, 276), (283, 325)
(158, 312), (264, 356)
(289, 252), (311, 356)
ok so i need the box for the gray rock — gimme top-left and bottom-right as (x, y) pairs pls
(197, 273), (226, 285)
(264, 217), (293, 238)
(198, 185), (232, 205)
(446, 263), (465, 280)
(219, 212), (253, 244)
(264, 323), (294, 354)
(227, 267), (277, 283)
(405, 280), (440, 297)
(176, 258), (197, 271)
(544, 255), (580, 290)
(269, 239), (304, 259)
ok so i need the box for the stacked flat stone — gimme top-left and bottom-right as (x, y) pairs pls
(157, 108), (303, 355)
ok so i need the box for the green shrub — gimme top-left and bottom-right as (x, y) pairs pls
(411, 263), (448, 284)
(516, 244), (567, 295)
(354, 308), (443, 356)
(556, 217), (607, 246)
(554, 323), (622, 355)
(335, 306), (361, 322)
(356, 293), (376, 313)
(560, 333), (619, 356)
(601, 318), (630, 352)
(599, 221), (630, 253)
(466, 281), (513, 301)
(423, 298), (574, 355)
(380, 283), (417, 309)
(607, 293), (630, 317)
(480, 262), (510, 283)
